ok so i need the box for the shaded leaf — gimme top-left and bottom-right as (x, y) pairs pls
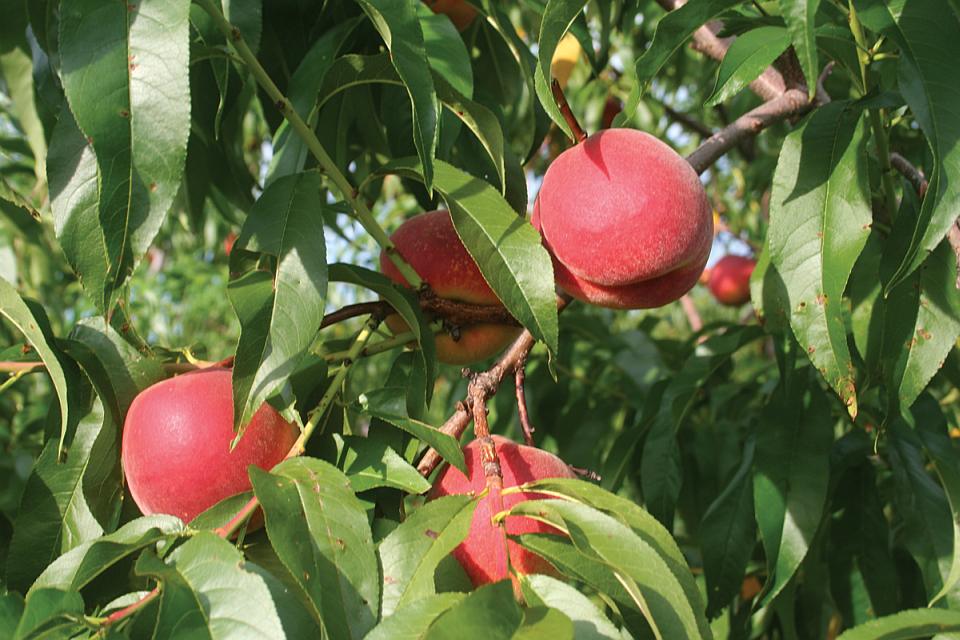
(335, 434), (431, 494)
(779, 0), (821, 99)
(364, 593), (465, 640)
(425, 581), (523, 639)
(534, 0), (589, 140)
(13, 588), (84, 640)
(836, 608), (960, 640)
(521, 574), (627, 640)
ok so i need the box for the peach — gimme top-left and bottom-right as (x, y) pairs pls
(423, 0), (476, 31)
(707, 255), (755, 306)
(380, 210), (521, 365)
(430, 435), (576, 587)
(532, 128), (713, 309)
(121, 368), (298, 524)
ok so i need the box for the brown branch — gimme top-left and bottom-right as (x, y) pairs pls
(552, 79), (588, 143)
(322, 296), (519, 331)
(686, 89), (811, 174)
(890, 152), (960, 289)
(660, 102), (714, 139)
(515, 359), (535, 446)
(0, 361), (45, 374)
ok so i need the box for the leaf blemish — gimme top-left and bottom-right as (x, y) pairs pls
(424, 529), (439, 539)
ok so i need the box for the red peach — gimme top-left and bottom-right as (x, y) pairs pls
(532, 129), (713, 309)
(121, 368), (298, 524)
(707, 255), (756, 306)
(380, 210), (521, 365)
(430, 435), (576, 587)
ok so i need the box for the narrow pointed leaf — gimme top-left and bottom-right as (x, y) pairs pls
(425, 581), (523, 639)
(766, 101), (871, 417)
(521, 574), (627, 640)
(58, 0), (190, 312)
(836, 608), (960, 640)
(365, 593), (465, 640)
(335, 434), (431, 494)
(229, 172), (327, 433)
(706, 26), (791, 106)
(534, 0), (589, 140)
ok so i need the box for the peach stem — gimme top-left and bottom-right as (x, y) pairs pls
(551, 79), (587, 143)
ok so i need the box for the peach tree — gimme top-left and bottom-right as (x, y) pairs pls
(1, 0), (959, 638)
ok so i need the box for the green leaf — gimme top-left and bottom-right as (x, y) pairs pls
(13, 588), (84, 640)
(4, 400), (123, 593)
(778, 0), (821, 99)
(515, 477), (710, 638)
(425, 581), (523, 639)
(854, 0), (960, 292)
(836, 608), (960, 640)
(0, 593), (24, 638)
(223, 0), (262, 55)
(378, 495), (475, 617)
(353, 0), (438, 192)
(510, 499), (709, 639)
(633, 0), (744, 97)
(361, 395), (467, 475)
(250, 458), (379, 640)
(520, 574), (627, 640)
(228, 172), (327, 434)
(0, 6), (47, 185)
(512, 606), (575, 640)
(376, 157), (559, 354)
(753, 375), (833, 606)
(706, 26), (791, 106)
(534, 0), (589, 140)
(335, 434), (431, 494)
(418, 2), (473, 98)
(641, 326), (764, 527)
(61, 319), (165, 427)
(135, 531), (291, 638)
(329, 263), (436, 406)
(58, 0), (190, 312)
(766, 101), (872, 417)
(888, 419), (960, 608)
(365, 593), (465, 640)
(30, 515), (185, 592)
(0, 276), (74, 457)
(700, 437), (757, 616)
(318, 54), (505, 191)
(910, 396), (960, 606)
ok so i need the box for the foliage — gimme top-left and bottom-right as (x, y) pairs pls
(0, 0), (959, 638)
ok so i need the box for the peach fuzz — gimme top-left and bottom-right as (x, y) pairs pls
(380, 210), (521, 365)
(121, 368), (298, 524)
(430, 435), (576, 587)
(708, 255), (756, 306)
(532, 128), (713, 309)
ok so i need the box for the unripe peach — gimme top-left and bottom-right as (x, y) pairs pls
(380, 210), (521, 365)
(430, 435), (576, 586)
(423, 0), (476, 31)
(532, 129), (712, 309)
(121, 368), (298, 524)
(707, 255), (756, 307)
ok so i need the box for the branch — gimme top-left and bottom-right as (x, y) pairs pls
(890, 152), (960, 289)
(686, 89), (811, 174)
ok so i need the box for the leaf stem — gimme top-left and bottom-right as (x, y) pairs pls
(848, 1), (898, 220)
(96, 586), (160, 630)
(194, 0), (423, 289)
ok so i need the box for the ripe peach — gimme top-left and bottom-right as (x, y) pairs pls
(430, 435), (576, 586)
(423, 0), (476, 31)
(122, 368), (298, 524)
(707, 255), (756, 306)
(532, 129), (713, 309)
(380, 210), (521, 365)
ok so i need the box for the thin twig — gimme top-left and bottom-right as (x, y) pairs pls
(552, 79), (588, 143)
(514, 358), (535, 446)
